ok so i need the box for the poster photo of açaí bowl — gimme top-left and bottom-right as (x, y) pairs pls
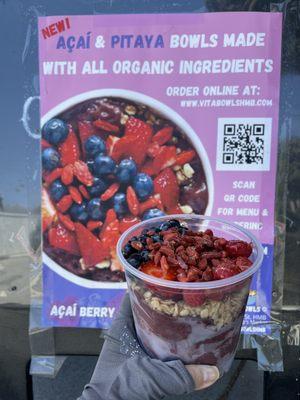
(41, 90), (214, 287)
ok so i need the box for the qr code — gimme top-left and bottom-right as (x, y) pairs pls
(216, 118), (272, 171)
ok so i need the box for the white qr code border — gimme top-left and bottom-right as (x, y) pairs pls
(216, 118), (272, 171)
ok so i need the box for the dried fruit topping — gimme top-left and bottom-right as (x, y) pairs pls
(73, 160), (93, 186)
(61, 164), (74, 185)
(56, 194), (73, 213)
(123, 219), (253, 284)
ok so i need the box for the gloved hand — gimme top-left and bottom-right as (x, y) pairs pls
(78, 294), (219, 400)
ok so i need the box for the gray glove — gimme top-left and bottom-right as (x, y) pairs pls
(78, 294), (219, 400)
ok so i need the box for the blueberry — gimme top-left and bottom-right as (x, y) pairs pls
(42, 148), (60, 171)
(139, 235), (148, 245)
(160, 221), (172, 231)
(88, 177), (108, 197)
(122, 243), (135, 258)
(113, 192), (128, 217)
(152, 234), (161, 243)
(140, 250), (149, 262)
(141, 228), (149, 236)
(94, 155), (116, 176)
(116, 158), (137, 185)
(168, 219), (181, 228)
(87, 198), (105, 221)
(69, 202), (89, 223)
(42, 118), (68, 145)
(49, 180), (68, 202)
(142, 208), (166, 220)
(133, 173), (153, 201)
(127, 254), (143, 269)
(84, 135), (106, 157)
(87, 159), (95, 173)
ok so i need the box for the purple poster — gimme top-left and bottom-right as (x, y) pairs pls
(38, 13), (282, 332)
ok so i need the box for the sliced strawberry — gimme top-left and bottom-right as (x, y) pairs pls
(56, 194), (73, 213)
(75, 222), (109, 267)
(48, 223), (80, 255)
(111, 118), (152, 165)
(42, 188), (57, 232)
(78, 120), (97, 156)
(119, 216), (140, 233)
(125, 117), (152, 138)
(183, 291), (206, 307)
(140, 160), (156, 176)
(140, 261), (179, 300)
(147, 142), (161, 159)
(73, 161), (93, 186)
(101, 219), (120, 250)
(93, 119), (120, 134)
(175, 150), (196, 166)
(152, 126), (173, 145)
(152, 146), (177, 174)
(58, 125), (81, 166)
(43, 168), (63, 185)
(154, 168), (179, 210)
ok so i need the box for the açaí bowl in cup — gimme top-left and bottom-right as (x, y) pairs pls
(41, 89), (213, 285)
(117, 214), (263, 375)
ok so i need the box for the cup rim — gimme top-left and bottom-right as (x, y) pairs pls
(117, 214), (264, 290)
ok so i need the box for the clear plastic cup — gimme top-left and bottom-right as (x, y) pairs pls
(117, 215), (264, 375)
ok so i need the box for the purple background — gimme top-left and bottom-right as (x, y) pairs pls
(39, 13), (282, 331)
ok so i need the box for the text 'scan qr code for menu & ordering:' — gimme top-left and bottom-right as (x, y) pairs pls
(216, 118), (272, 171)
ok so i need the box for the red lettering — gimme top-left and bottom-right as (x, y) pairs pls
(42, 27), (51, 39)
(49, 23), (57, 35)
(41, 18), (71, 40)
(56, 19), (65, 33)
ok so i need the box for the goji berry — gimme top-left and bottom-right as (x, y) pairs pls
(87, 220), (103, 231)
(56, 194), (73, 213)
(139, 196), (158, 214)
(101, 183), (120, 201)
(44, 168), (63, 185)
(126, 186), (140, 216)
(73, 160), (93, 186)
(58, 212), (75, 231)
(61, 164), (74, 185)
(174, 150), (196, 166)
(41, 139), (51, 149)
(79, 185), (90, 200)
(93, 119), (120, 133)
(69, 186), (83, 204)
(152, 126), (173, 145)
